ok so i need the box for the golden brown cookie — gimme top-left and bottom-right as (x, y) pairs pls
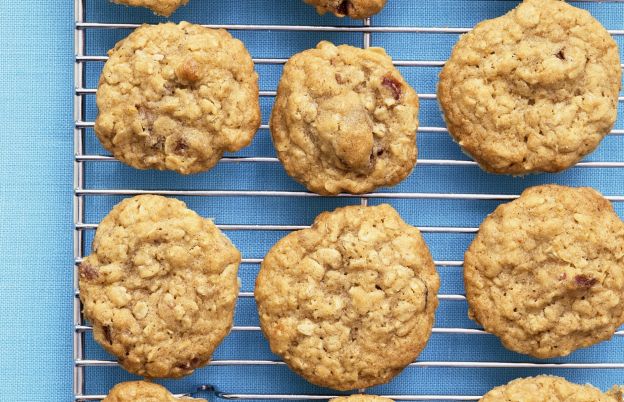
(79, 195), (240, 378)
(331, 396), (394, 402)
(95, 22), (260, 174)
(255, 204), (439, 390)
(480, 376), (623, 402)
(465, 185), (624, 358)
(271, 41), (419, 195)
(103, 381), (206, 402)
(304, 0), (388, 19)
(110, 0), (188, 16)
(438, 0), (621, 174)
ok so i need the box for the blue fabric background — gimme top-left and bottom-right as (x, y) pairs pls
(0, 0), (623, 401)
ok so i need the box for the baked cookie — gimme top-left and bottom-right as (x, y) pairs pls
(331, 396), (394, 402)
(255, 204), (439, 390)
(271, 41), (419, 195)
(95, 22), (260, 174)
(480, 376), (623, 402)
(103, 381), (206, 402)
(465, 185), (624, 358)
(79, 195), (240, 377)
(110, 0), (188, 16)
(438, 0), (621, 174)
(304, 0), (387, 19)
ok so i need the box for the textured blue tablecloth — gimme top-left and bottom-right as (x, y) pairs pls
(1, 1), (623, 401)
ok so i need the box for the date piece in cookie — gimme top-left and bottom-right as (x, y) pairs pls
(271, 41), (419, 195)
(103, 381), (206, 402)
(304, 0), (388, 19)
(438, 0), (621, 174)
(465, 185), (624, 358)
(255, 204), (439, 390)
(79, 195), (240, 378)
(95, 22), (260, 174)
(480, 376), (623, 402)
(110, 0), (188, 16)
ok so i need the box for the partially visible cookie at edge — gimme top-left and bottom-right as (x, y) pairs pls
(271, 41), (419, 195)
(331, 396), (395, 402)
(438, 0), (621, 174)
(479, 376), (623, 402)
(79, 195), (240, 378)
(255, 204), (439, 390)
(464, 185), (624, 358)
(103, 381), (206, 402)
(110, 0), (189, 16)
(304, 0), (388, 19)
(95, 22), (260, 174)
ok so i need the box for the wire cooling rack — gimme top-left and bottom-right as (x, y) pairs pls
(74, 0), (624, 400)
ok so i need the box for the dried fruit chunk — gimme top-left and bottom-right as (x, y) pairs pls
(304, 0), (388, 19)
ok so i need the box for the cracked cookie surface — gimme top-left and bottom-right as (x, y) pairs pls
(438, 0), (621, 174)
(79, 195), (240, 378)
(270, 41), (419, 195)
(103, 381), (206, 401)
(111, 0), (188, 16)
(465, 185), (624, 358)
(480, 376), (623, 402)
(95, 22), (260, 174)
(255, 204), (439, 390)
(303, 0), (387, 18)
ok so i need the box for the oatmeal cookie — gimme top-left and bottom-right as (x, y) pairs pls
(270, 41), (419, 195)
(255, 204), (439, 390)
(480, 376), (623, 402)
(110, 0), (188, 16)
(304, 0), (387, 19)
(79, 195), (240, 378)
(103, 381), (206, 401)
(95, 22), (260, 174)
(438, 0), (621, 174)
(465, 185), (624, 358)
(331, 396), (394, 402)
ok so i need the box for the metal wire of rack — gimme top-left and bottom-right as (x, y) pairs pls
(74, 0), (624, 401)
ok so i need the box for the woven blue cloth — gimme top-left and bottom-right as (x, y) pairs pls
(1, 0), (623, 401)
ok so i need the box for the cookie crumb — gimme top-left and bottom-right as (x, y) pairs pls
(175, 57), (201, 82)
